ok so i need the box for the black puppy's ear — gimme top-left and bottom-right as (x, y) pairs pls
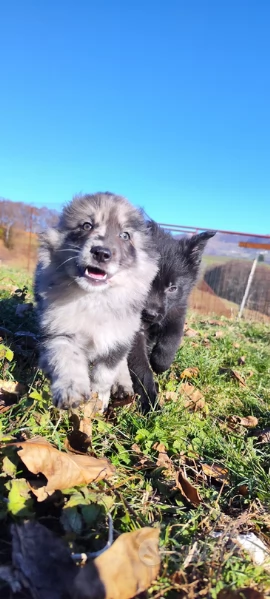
(183, 230), (216, 267)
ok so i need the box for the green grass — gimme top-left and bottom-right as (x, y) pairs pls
(0, 266), (270, 598)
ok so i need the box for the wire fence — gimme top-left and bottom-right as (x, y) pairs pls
(0, 205), (269, 323)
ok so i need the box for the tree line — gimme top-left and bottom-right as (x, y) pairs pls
(0, 198), (59, 249)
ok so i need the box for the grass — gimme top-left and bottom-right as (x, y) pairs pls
(0, 266), (270, 597)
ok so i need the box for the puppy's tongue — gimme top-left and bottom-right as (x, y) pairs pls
(85, 266), (107, 281)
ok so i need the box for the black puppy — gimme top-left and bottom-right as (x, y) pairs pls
(128, 222), (215, 412)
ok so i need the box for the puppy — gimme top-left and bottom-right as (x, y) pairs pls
(34, 193), (159, 412)
(128, 222), (215, 412)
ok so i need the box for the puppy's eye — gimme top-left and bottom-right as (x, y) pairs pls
(82, 222), (93, 231)
(119, 231), (130, 240)
(167, 285), (177, 293)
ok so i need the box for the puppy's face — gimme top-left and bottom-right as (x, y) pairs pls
(45, 193), (150, 292)
(142, 230), (216, 325)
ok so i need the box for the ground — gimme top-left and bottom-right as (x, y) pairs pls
(0, 264), (270, 598)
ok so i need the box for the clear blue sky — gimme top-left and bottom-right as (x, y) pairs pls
(0, 0), (269, 234)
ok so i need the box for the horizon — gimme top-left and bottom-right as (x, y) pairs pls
(1, 1), (270, 235)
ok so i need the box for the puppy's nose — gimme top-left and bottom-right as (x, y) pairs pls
(142, 308), (159, 323)
(90, 245), (111, 263)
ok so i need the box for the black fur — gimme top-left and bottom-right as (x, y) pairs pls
(128, 222), (216, 412)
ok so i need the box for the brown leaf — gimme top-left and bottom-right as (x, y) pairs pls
(233, 342), (240, 348)
(238, 415), (258, 428)
(131, 443), (141, 454)
(238, 484), (249, 497)
(201, 463), (229, 484)
(227, 415), (258, 428)
(202, 337), (211, 346)
(180, 367), (199, 379)
(184, 327), (198, 337)
(7, 437), (115, 501)
(153, 443), (172, 469)
(165, 391), (178, 402)
(238, 355), (246, 365)
(0, 380), (26, 413)
(215, 331), (224, 338)
(153, 442), (166, 452)
(73, 527), (160, 599)
(180, 382), (205, 411)
(217, 588), (264, 599)
(66, 412), (92, 454)
(176, 470), (201, 506)
(0, 380), (26, 396)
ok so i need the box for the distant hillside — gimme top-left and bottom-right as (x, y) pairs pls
(0, 197), (58, 270)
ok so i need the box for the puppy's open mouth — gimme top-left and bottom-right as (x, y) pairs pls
(84, 266), (108, 283)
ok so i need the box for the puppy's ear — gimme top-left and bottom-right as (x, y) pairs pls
(37, 227), (64, 268)
(39, 227), (64, 251)
(183, 231), (216, 268)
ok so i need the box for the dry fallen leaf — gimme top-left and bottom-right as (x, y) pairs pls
(180, 367), (199, 379)
(153, 443), (172, 469)
(238, 415), (258, 428)
(201, 463), (229, 484)
(7, 437), (115, 501)
(0, 380), (26, 396)
(131, 443), (141, 454)
(227, 415), (258, 429)
(238, 484), (249, 497)
(215, 331), (224, 338)
(233, 342), (240, 348)
(184, 327), (198, 338)
(165, 391), (178, 402)
(0, 381), (26, 413)
(65, 413), (92, 454)
(217, 588), (264, 599)
(176, 470), (201, 506)
(73, 527), (160, 599)
(180, 382), (205, 411)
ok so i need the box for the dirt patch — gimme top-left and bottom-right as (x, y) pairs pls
(189, 288), (233, 318)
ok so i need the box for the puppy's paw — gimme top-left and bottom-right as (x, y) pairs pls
(52, 380), (91, 410)
(137, 379), (160, 415)
(111, 382), (134, 400)
(93, 390), (111, 414)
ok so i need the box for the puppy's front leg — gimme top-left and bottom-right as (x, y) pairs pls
(91, 361), (121, 412)
(111, 358), (134, 400)
(128, 331), (159, 413)
(39, 336), (91, 409)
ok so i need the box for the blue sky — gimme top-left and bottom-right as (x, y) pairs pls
(0, 0), (269, 234)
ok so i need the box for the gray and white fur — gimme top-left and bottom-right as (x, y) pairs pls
(34, 192), (159, 411)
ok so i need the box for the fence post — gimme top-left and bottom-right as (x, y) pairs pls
(238, 254), (259, 319)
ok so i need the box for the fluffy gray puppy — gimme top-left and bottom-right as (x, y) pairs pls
(34, 192), (159, 412)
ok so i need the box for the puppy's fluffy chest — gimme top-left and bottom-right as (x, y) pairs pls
(41, 291), (139, 358)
